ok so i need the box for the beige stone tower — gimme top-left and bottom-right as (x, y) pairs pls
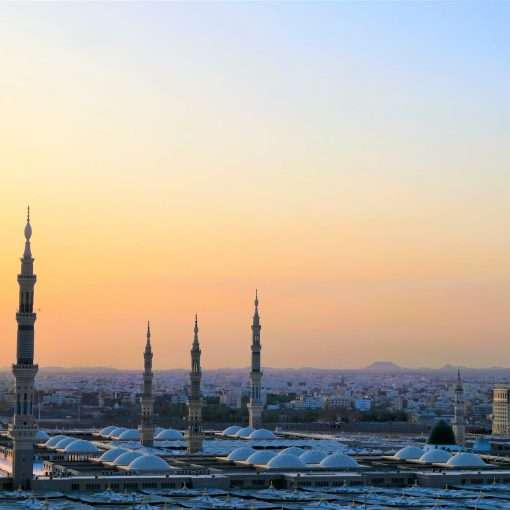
(140, 321), (154, 447)
(247, 290), (263, 429)
(452, 369), (466, 446)
(9, 207), (38, 489)
(188, 315), (203, 453)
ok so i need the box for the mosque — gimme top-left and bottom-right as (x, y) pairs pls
(2, 210), (510, 505)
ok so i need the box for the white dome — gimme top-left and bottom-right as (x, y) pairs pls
(249, 429), (276, 440)
(127, 454), (171, 472)
(113, 451), (142, 466)
(99, 426), (117, 437)
(109, 427), (128, 439)
(98, 447), (128, 462)
(447, 452), (487, 468)
(35, 430), (50, 442)
(419, 449), (452, 464)
(267, 453), (305, 469)
(236, 426), (255, 438)
(279, 447), (305, 457)
(154, 429), (183, 441)
(319, 453), (360, 469)
(45, 435), (67, 448)
(55, 437), (75, 450)
(246, 450), (277, 465)
(64, 440), (99, 454)
(118, 429), (140, 441)
(394, 446), (424, 460)
(300, 450), (327, 465)
(155, 426), (165, 435)
(227, 447), (256, 461)
(222, 425), (242, 436)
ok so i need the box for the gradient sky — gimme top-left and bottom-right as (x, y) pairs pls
(1, 2), (509, 369)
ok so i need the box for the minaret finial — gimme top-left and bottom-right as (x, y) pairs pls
(255, 289), (259, 308)
(27, 205), (30, 223)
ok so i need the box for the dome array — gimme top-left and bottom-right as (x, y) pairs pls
(300, 450), (327, 465)
(154, 429), (183, 441)
(35, 430), (49, 443)
(118, 429), (140, 441)
(319, 453), (360, 469)
(99, 426), (117, 437)
(279, 446), (305, 457)
(419, 449), (452, 464)
(393, 446), (424, 460)
(446, 452), (487, 468)
(45, 435), (67, 448)
(64, 440), (99, 454)
(113, 451), (142, 466)
(98, 447), (128, 463)
(248, 429), (276, 440)
(55, 437), (76, 450)
(109, 427), (128, 439)
(266, 453), (305, 469)
(127, 454), (171, 472)
(235, 427), (255, 438)
(246, 450), (277, 465)
(227, 447), (256, 462)
(222, 425), (242, 436)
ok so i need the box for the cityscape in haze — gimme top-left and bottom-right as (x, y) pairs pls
(1, 2), (510, 509)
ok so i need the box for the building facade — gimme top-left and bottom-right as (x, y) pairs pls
(188, 315), (203, 453)
(140, 321), (154, 447)
(247, 291), (263, 429)
(493, 385), (510, 436)
(9, 209), (38, 489)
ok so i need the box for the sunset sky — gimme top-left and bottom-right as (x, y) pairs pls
(1, 2), (509, 369)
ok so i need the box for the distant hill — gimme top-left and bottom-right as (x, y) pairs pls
(365, 361), (403, 372)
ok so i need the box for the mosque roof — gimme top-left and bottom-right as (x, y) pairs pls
(248, 429), (276, 440)
(235, 426), (255, 438)
(428, 420), (456, 445)
(300, 450), (327, 465)
(154, 429), (183, 441)
(45, 435), (67, 448)
(113, 451), (143, 466)
(279, 447), (305, 457)
(418, 448), (452, 464)
(227, 447), (256, 461)
(64, 440), (99, 454)
(35, 430), (50, 442)
(319, 453), (360, 469)
(266, 453), (305, 469)
(118, 429), (140, 441)
(55, 437), (76, 450)
(127, 454), (171, 472)
(246, 450), (277, 465)
(393, 446), (424, 460)
(446, 452), (487, 468)
(98, 447), (128, 462)
(222, 425), (242, 436)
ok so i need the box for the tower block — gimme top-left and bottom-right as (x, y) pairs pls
(9, 208), (38, 490)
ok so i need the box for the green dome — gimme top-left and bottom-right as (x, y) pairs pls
(428, 420), (456, 445)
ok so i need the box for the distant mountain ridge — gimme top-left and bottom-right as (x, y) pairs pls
(365, 361), (403, 371)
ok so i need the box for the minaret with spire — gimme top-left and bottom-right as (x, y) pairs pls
(188, 314), (203, 453)
(452, 369), (466, 446)
(247, 290), (263, 429)
(140, 321), (154, 447)
(9, 207), (39, 489)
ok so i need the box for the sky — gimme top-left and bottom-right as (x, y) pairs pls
(0, 2), (509, 370)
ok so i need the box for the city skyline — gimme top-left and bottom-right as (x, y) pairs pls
(1, 2), (509, 370)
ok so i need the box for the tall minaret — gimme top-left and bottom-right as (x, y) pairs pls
(9, 207), (38, 489)
(247, 290), (263, 429)
(140, 321), (154, 447)
(452, 369), (466, 447)
(188, 315), (203, 453)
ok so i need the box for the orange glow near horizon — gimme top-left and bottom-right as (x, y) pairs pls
(1, 3), (509, 369)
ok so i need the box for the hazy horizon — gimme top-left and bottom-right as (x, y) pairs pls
(1, 2), (509, 369)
